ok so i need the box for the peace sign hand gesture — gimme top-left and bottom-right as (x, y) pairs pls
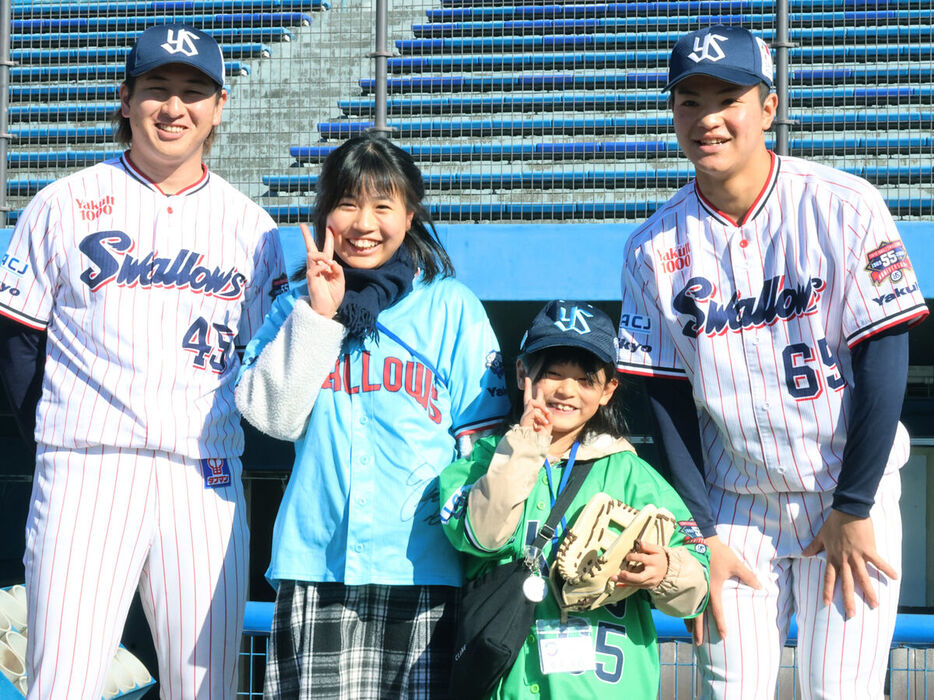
(300, 223), (344, 318)
(519, 376), (551, 435)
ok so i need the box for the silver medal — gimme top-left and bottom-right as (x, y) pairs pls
(522, 574), (548, 602)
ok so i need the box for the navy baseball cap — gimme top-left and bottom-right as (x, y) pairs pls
(519, 300), (619, 364)
(126, 24), (225, 87)
(664, 26), (774, 92)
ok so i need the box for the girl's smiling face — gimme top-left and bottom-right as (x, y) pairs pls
(326, 187), (414, 269)
(522, 360), (618, 444)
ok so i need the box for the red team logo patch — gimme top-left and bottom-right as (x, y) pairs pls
(200, 458), (232, 488)
(75, 195), (115, 222)
(865, 241), (912, 285)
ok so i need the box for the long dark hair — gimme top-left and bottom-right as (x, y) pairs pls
(297, 133), (454, 282)
(515, 346), (628, 441)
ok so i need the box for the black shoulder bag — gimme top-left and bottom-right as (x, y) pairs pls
(449, 457), (593, 700)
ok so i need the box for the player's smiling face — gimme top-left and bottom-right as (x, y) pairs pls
(672, 75), (777, 184)
(326, 187), (414, 269)
(121, 64), (227, 186)
(527, 361), (618, 444)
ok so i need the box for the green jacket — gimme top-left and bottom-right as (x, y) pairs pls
(440, 428), (710, 699)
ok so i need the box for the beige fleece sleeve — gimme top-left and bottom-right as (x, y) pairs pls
(466, 425), (550, 551)
(649, 546), (710, 618)
(235, 298), (345, 441)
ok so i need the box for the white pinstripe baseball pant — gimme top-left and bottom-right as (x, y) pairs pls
(695, 470), (901, 699)
(24, 446), (249, 700)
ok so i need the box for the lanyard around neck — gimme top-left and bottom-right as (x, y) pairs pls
(542, 441), (580, 541)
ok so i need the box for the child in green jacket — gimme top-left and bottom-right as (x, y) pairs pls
(440, 300), (710, 699)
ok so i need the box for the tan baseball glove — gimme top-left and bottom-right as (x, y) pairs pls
(551, 493), (677, 612)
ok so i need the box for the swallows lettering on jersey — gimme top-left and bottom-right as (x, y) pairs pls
(322, 352), (443, 424)
(78, 230), (245, 299)
(673, 275), (824, 338)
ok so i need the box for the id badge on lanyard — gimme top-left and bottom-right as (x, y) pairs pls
(536, 617), (596, 674)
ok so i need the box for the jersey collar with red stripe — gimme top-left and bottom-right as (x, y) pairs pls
(121, 151), (211, 197)
(693, 151), (780, 228)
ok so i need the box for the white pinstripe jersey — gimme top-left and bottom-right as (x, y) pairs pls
(0, 154), (287, 458)
(618, 154), (928, 495)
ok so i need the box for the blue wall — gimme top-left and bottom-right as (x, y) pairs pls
(3, 222), (933, 300)
(275, 223), (934, 300)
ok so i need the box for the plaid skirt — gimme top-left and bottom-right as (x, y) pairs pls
(263, 581), (460, 700)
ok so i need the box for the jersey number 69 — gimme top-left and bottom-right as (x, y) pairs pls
(782, 338), (846, 400)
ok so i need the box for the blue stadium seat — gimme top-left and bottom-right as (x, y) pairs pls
(264, 166), (930, 196)
(261, 201), (667, 223)
(9, 104), (118, 123)
(396, 27), (934, 55)
(7, 151), (123, 168)
(11, 1), (327, 18)
(290, 141), (679, 163)
(410, 11), (927, 37)
(13, 43), (272, 64)
(11, 62), (249, 83)
(362, 73), (665, 94)
(11, 126), (114, 144)
(10, 85), (120, 103)
(362, 67), (934, 94)
(152, 0), (329, 10)
(289, 136), (932, 165)
(316, 112), (934, 139)
(387, 46), (934, 74)
(339, 88), (934, 116)
(316, 116), (678, 139)
(263, 169), (698, 194)
(339, 93), (667, 115)
(6, 179), (54, 197)
(12, 13), (314, 34)
(12, 27), (294, 48)
(263, 197), (934, 224)
(424, 1), (934, 22)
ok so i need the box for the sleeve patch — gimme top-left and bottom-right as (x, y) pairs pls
(485, 349), (504, 378)
(865, 241), (912, 285)
(678, 520), (705, 544)
(269, 273), (290, 298)
(618, 312), (653, 336)
(440, 484), (470, 525)
(1, 253), (30, 278)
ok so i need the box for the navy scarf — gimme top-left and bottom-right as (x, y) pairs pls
(338, 244), (415, 340)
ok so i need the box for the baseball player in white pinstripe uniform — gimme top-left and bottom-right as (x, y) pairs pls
(617, 26), (928, 699)
(0, 25), (286, 699)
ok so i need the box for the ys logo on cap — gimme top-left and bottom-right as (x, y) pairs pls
(161, 28), (201, 57)
(689, 33), (728, 63)
(554, 305), (593, 335)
